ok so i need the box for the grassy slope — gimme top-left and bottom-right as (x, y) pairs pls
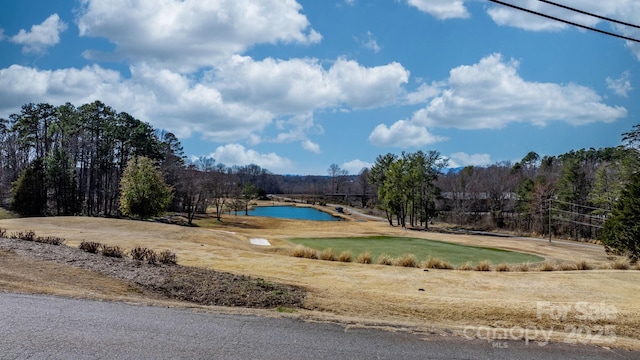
(1, 209), (639, 349)
(289, 236), (544, 265)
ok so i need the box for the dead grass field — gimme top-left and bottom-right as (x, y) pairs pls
(1, 205), (639, 349)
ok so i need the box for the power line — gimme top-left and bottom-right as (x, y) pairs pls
(537, 0), (640, 30)
(487, 0), (640, 43)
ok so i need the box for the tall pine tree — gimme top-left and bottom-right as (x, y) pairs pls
(601, 171), (640, 263)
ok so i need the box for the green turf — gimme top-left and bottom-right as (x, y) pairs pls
(289, 236), (544, 265)
(0, 208), (18, 220)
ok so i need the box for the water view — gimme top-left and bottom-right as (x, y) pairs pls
(247, 206), (341, 221)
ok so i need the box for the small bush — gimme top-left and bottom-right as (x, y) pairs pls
(101, 245), (124, 258)
(539, 262), (556, 271)
(495, 263), (511, 272)
(612, 259), (630, 270)
(423, 257), (454, 270)
(0, 228), (6, 238)
(457, 262), (474, 271)
(291, 246), (318, 259)
(337, 251), (352, 263)
(559, 263), (577, 271)
(516, 263), (530, 272)
(574, 260), (592, 270)
(356, 252), (373, 264)
(145, 249), (158, 264)
(34, 236), (65, 246)
(130, 246), (149, 261)
(79, 241), (103, 253)
(158, 250), (177, 265)
(633, 262), (640, 270)
(318, 248), (336, 261)
(376, 254), (393, 266)
(598, 262), (612, 270)
(9, 230), (36, 241)
(394, 254), (417, 268)
(475, 260), (492, 271)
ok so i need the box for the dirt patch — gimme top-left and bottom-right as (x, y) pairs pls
(0, 238), (305, 309)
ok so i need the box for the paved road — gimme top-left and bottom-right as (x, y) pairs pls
(1, 293), (637, 359)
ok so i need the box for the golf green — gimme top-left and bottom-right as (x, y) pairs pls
(289, 236), (544, 265)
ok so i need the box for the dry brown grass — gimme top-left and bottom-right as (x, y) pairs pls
(574, 259), (592, 270)
(291, 246), (318, 259)
(337, 251), (352, 263)
(456, 262), (474, 271)
(376, 254), (393, 266)
(495, 263), (511, 272)
(423, 257), (453, 270)
(539, 261), (557, 271)
(515, 263), (530, 272)
(318, 248), (336, 261)
(394, 254), (418, 268)
(612, 258), (631, 270)
(355, 251), (372, 264)
(474, 260), (492, 271)
(2, 213), (640, 350)
(559, 262), (577, 271)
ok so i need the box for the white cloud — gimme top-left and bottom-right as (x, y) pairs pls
(77, 0), (321, 72)
(359, 31), (381, 53)
(607, 72), (633, 98)
(403, 82), (443, 105)
(406, 0), (469, 20)
(342, 159), (372, 174)
(9, 14), (67, 54)
(368, 120), (447, 148)
(411, 53), (627, 129)
(302, 140), (321, 154)
(446, 152), (491, 168)
(207, 144), (293, 171)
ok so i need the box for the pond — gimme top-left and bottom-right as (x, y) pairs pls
(247, 206), (341, 221)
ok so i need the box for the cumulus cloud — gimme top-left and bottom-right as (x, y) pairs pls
(207, 144), (293, 172)
(607, 71), (633, 97)
(412, 53), (627, 129)
(0, 52), (409, 144)
(370, 53), (626, 148)
(9, 14), (67, 54)
(77, 0), (321, 72)
(302, 140), (321, 154)
(446, 152), (492, 168)
(406, 0), (469, 19)
(342, 159), (372, 174)
(368, 120), (447, 147)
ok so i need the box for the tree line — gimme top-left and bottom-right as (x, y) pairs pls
(0, 101), (281, 223)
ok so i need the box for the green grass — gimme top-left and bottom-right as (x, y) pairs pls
(288, 236), (543, 266)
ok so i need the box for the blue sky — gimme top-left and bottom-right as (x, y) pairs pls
(1, 1), (638, 175)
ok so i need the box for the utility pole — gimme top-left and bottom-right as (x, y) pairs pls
(548, 198), (552, 243)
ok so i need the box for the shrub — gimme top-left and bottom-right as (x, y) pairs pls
(598, 262), (612, 270)
(394, 254), (417, 268)
(145, 249), (158, 264)
(10, 230), (36, 241)
(158, 250), (177, 265)
(559, 263), (577, 271)
(457, 262), (474, 271)
(0, 228), (6, 238)
(516, 263), (530, 272)
(337, 251), (352, 263)
(318, 248), (336, 261)
(475, 260), (492, 271)
(34, 236), (65, 246)
(376, 254), (393, 266)
(101, 245), (124, 258)
(612, 258), (630, 270)
(423, 257), (453, 270)
(356, 252), (373, 264)
(79, 241), (102, 253)
(495, 263), (511, 272)
(291, 246), (318, 259)
(539, 262), (556, 271)
(130, 246), (149, 261)
(574, 260), (592, 270)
